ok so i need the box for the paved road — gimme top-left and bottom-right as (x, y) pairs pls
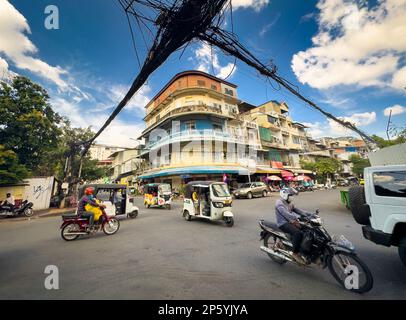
(0, 189), (405, 299)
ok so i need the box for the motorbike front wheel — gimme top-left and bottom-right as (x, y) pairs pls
(103, 218), (120, 235)
(61, 223), (80, 241)
(24, 208), (34, 217)
(327, 251), (373, 293)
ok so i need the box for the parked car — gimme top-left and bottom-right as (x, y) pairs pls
(232, 182), (269, 199)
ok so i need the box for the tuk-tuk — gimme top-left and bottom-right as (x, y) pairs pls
(182, 181), (234, 227)
(79, 184), (139, 219)
(143, 183), (172, 209)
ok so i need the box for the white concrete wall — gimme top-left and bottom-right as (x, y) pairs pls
(24, 177), (54, 210)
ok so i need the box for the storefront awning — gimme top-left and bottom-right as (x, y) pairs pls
(255, 166), (281, 174)
(138, 165), (250, 179)
(289, 169), (313, 174)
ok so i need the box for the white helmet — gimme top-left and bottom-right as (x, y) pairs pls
(280, 187), (298, 202)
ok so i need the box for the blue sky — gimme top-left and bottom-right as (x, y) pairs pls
(1, 0), (405, 147)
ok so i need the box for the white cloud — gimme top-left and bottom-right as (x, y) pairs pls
(0, 0), (70, 89)
(384, 105), (406, 116)
(109, 83), (151, 112)
(51, 96), (144, 148)
(194, 42), (237, 79)
(392, 66), (406, 90)
(232, 0), (270, 12)
(304, 111), (376, 138)
(291, 0), (406, 92)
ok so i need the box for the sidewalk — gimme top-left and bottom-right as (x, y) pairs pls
(0, 207), (75, 223)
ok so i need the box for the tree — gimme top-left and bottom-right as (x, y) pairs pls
(299, 160), (317, 173)
(315, 158), (343, 179)
(349, 154), (370, 177)
(0, 76), (62, 171)
(372, 134), (405, 149)
(0, 145), (30, 185)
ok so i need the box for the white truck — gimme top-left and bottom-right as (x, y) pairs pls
(348, 144), (406, 266)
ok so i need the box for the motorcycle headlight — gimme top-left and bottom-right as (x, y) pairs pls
(213, 202), (224, 208)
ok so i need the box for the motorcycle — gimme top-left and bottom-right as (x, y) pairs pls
(60, 207), (120, 241)
(0, 200), (34, 218)
(259, 211), (373, 293)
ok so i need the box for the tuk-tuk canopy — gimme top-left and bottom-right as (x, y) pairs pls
(79, 184), (127, 197)
(184, 181), (228, 198)
(143, 183), (171, 193)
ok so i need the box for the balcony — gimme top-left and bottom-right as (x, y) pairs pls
(144, 104), (237, 132)
(144, 129), (262, 151)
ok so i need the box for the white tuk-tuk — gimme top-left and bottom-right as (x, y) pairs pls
(79, 184), (139, 219)
(182, 181), (234, 227)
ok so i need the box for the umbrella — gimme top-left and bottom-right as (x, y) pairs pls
(303, 175), (312, 181)
(267, 175), (282, 181)
(284, 176), (294, 181)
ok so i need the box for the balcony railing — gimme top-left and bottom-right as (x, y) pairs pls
(145, 129), (261, 151)
(148, 104), (236, 127)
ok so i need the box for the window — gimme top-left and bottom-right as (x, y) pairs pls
(224, 88), (234, 96)
(184, 121), (196, 131)
(197, 80), (206, 87)
(373, 171), (406, 197)
(212, 184), (230, 197)
(267, 116), (278, 124)
(292, 136), (300, 144)
(211, 84), (217, 91)
(213, 123), (222, 132)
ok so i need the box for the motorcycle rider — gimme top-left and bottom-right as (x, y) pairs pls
(77, 187), (105, 230)
(275, 187), (311, 265)
(2, 193), (15, 211)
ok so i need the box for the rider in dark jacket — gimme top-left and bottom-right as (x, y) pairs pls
(275, 187), (311, 264)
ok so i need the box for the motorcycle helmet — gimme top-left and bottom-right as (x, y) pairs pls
(280, 187), (298, 202)
(84, 187), (95, 195)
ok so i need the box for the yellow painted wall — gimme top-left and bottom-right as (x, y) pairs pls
(0, 185), (26, 201)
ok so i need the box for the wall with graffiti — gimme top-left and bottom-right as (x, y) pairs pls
(24, 177), (54, 210)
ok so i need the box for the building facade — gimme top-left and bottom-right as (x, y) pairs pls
(137, 70), (261, 187)
(239, 100), (312, 174)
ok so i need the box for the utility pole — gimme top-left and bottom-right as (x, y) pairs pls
(386, 109), (392, 141)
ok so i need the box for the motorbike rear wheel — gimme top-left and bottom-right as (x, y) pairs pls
(61, 223), (80, 241)
(103, 218), (120, 235)
(263, 233), (287, 264)
(327, 251), (373, 293)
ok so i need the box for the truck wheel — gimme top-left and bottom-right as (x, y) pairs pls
(398, 236), (406, 267)
(348, 186), (371, 225)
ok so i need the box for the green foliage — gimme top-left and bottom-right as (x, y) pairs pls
(0, 145), (30, 185)
(299, 160), (317, 173)
(372, 134), (405, 149)
(81, 158), (109, 182)
(0, 76), (108, 189)
(0, 76), (62, 171)
(300, 158), (342, 182)
(349, 154), (370, 176)
(314, 157), (343, 177)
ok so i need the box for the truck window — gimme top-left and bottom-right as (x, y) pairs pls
(373, 171), (406, 198)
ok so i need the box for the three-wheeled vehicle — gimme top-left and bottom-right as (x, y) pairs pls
(143, 183), (172, 209)
(79, 184), (139, 219)
(182, 181), (234, 227)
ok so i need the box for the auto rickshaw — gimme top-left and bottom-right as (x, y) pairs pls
(182, 181), (234, 227)
(78, 184), (139, 219)
(143, 183), (172, 209)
